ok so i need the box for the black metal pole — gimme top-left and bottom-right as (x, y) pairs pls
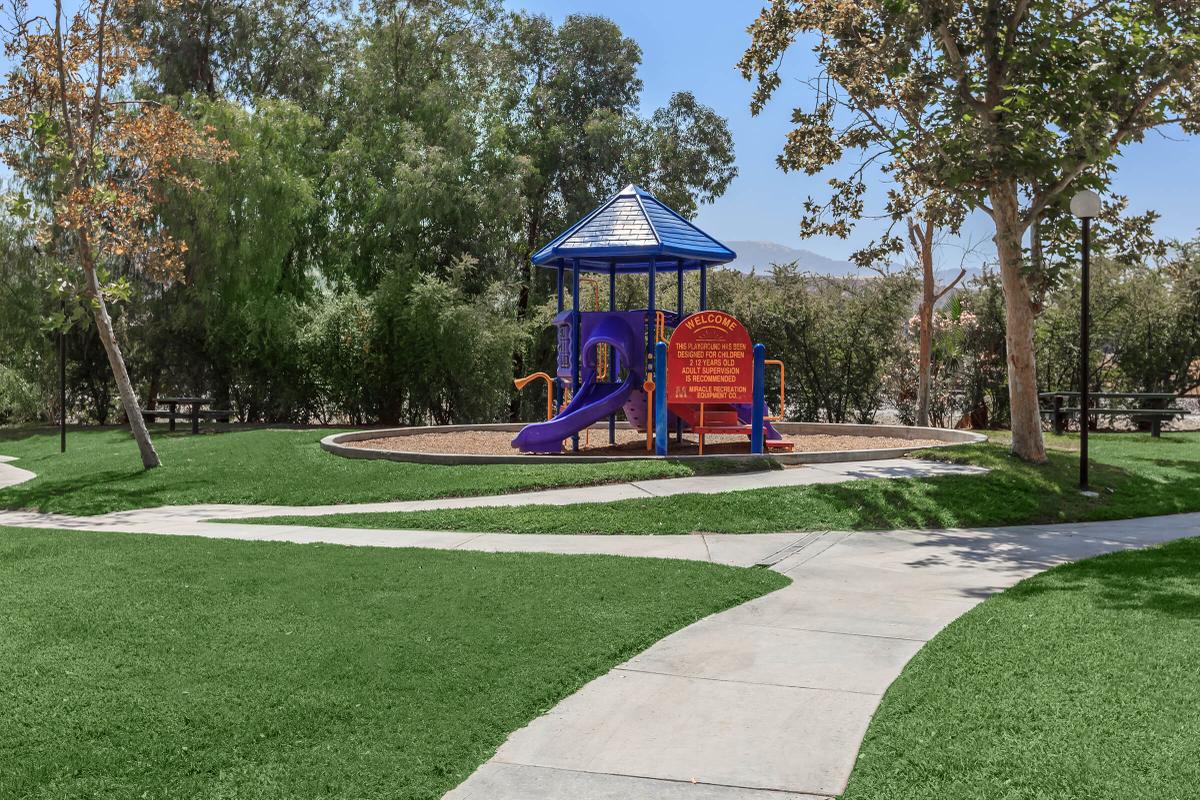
(1080, 217), (1090, 491)
(58, 321), (66, 455)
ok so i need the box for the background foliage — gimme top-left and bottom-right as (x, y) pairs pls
(1, 1), (1197, 429)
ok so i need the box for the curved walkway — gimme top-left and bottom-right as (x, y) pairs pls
(446, 512), (1200, 799)
(3, 455), (1197, 798)
(0, 455), (35, 490)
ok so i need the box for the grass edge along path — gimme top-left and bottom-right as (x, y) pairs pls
(238, 432), (1200, 534)
(0, 525), (789, 800)
(839, 536), (1200, 800)
(0, 426), (772, 515)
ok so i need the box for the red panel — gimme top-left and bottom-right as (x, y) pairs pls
(666, 311), (753, 404)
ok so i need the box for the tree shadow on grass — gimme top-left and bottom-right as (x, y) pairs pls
(811, 447), (1199, 534)
(1005, 537), (1200, 621)
(0, 469), (212, 516)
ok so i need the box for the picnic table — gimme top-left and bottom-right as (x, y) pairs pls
(1039, 391), (1185, 437)
(143, 396), (234, 434)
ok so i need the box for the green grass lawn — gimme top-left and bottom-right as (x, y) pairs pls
(0, 525), (787, 799)
(243, 432), (1200, 533)
(840, 535), (1200, 800)
(0, 426), (764, 515)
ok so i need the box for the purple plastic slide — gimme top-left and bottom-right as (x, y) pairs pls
(511, 374), (636, 453)
(512, 313), (645, 454)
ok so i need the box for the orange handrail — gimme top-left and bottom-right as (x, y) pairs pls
(514, 372), (554, 421)
(579, 277), (604, 311)
(655, 310), (666, 343)
(765, 359), (785, 421)
(579, 276), (608, 379)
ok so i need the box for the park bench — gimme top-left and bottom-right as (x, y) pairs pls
(142, 396), (234, 434)
(1039, 391), (1186, 437)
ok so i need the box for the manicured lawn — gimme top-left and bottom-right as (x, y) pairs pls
(0, 426), (764, 515)
(244, 432), (1200, 533)
(840, 536), (1200, 800)
(0, 525), (787, 799)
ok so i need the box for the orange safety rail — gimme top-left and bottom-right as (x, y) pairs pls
(765, 359), (786, 421)
(579, 276), (609, 379)
(513, 372), (554, 420)
(578, 277), (604, 311)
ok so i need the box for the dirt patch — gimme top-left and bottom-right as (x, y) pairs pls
(347, 428), (944, 457)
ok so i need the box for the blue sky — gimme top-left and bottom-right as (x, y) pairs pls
(7, 1), (1197, 264)
(509, 0), (1200, 263)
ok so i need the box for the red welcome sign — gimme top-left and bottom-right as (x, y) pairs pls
(667, 310), (753, 403)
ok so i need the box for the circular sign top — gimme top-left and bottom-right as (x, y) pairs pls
(666, 311), (754, 404)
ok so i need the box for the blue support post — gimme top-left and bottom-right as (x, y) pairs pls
(751, 344), (766, 454)
(700, 264), (708, 310)
(675, 262), (684, 444)
(647, 260), (657, 376)
(655, 341), (668, 456)
(608, 261), (617, 445)
(571, 260), (581, 452)
(555, 263), (565, 412)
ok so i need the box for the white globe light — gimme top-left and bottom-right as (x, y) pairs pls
(1070, 189), (1102, 219)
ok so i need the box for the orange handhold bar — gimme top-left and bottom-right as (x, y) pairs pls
(514, 372), (554, 421)
(765, 359), (785, 421)
(579, 276), (609, 379)
(579, 277), (604, 311)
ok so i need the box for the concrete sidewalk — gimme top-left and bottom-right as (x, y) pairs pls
(446, 512), (1200, 799)
(0, 456), (986, 528)
(0, 456), (35, 490)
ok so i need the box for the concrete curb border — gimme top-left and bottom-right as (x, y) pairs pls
(321, 422), (987, 465)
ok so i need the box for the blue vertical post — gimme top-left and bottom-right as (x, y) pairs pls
(655, 341), (668, 456)
(751, 344), (766, 454)
(554, 263), (565, 412)
(608, 261), (617, 445)
(571, 260), (581, 452)
(675, 262), (684, 444)
(699, 264), (708, 310)
(647, 260), (657, 378)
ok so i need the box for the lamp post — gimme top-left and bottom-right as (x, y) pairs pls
(1070, 189), (1101, 494)
(59, 299), (67, 454)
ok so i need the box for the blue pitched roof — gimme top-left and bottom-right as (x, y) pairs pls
(531, 185), (736, 272)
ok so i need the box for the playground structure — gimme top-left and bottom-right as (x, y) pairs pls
(323, 184), (989, 465)
(511, 184), (793, 456)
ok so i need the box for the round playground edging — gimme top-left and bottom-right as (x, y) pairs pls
(320, 423), (987, 466)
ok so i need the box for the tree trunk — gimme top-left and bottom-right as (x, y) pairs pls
(990, 184), (1046, 463)
(917, 295), (933, 428)
(81, 252), (161, 469)
(914, 220), (935, 428)
(510, 204), (545, 421)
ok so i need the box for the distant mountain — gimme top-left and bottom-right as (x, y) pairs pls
(724, 240), (985, 289)
(723, 240), (860, 276)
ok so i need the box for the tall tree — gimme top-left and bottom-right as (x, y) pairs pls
(741, 0), (1200, 461)
(504, 13), (736, 416)
(907, 219), (965, 428)
(125, 0), (345, 104)
(1, 0), (230, 468)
